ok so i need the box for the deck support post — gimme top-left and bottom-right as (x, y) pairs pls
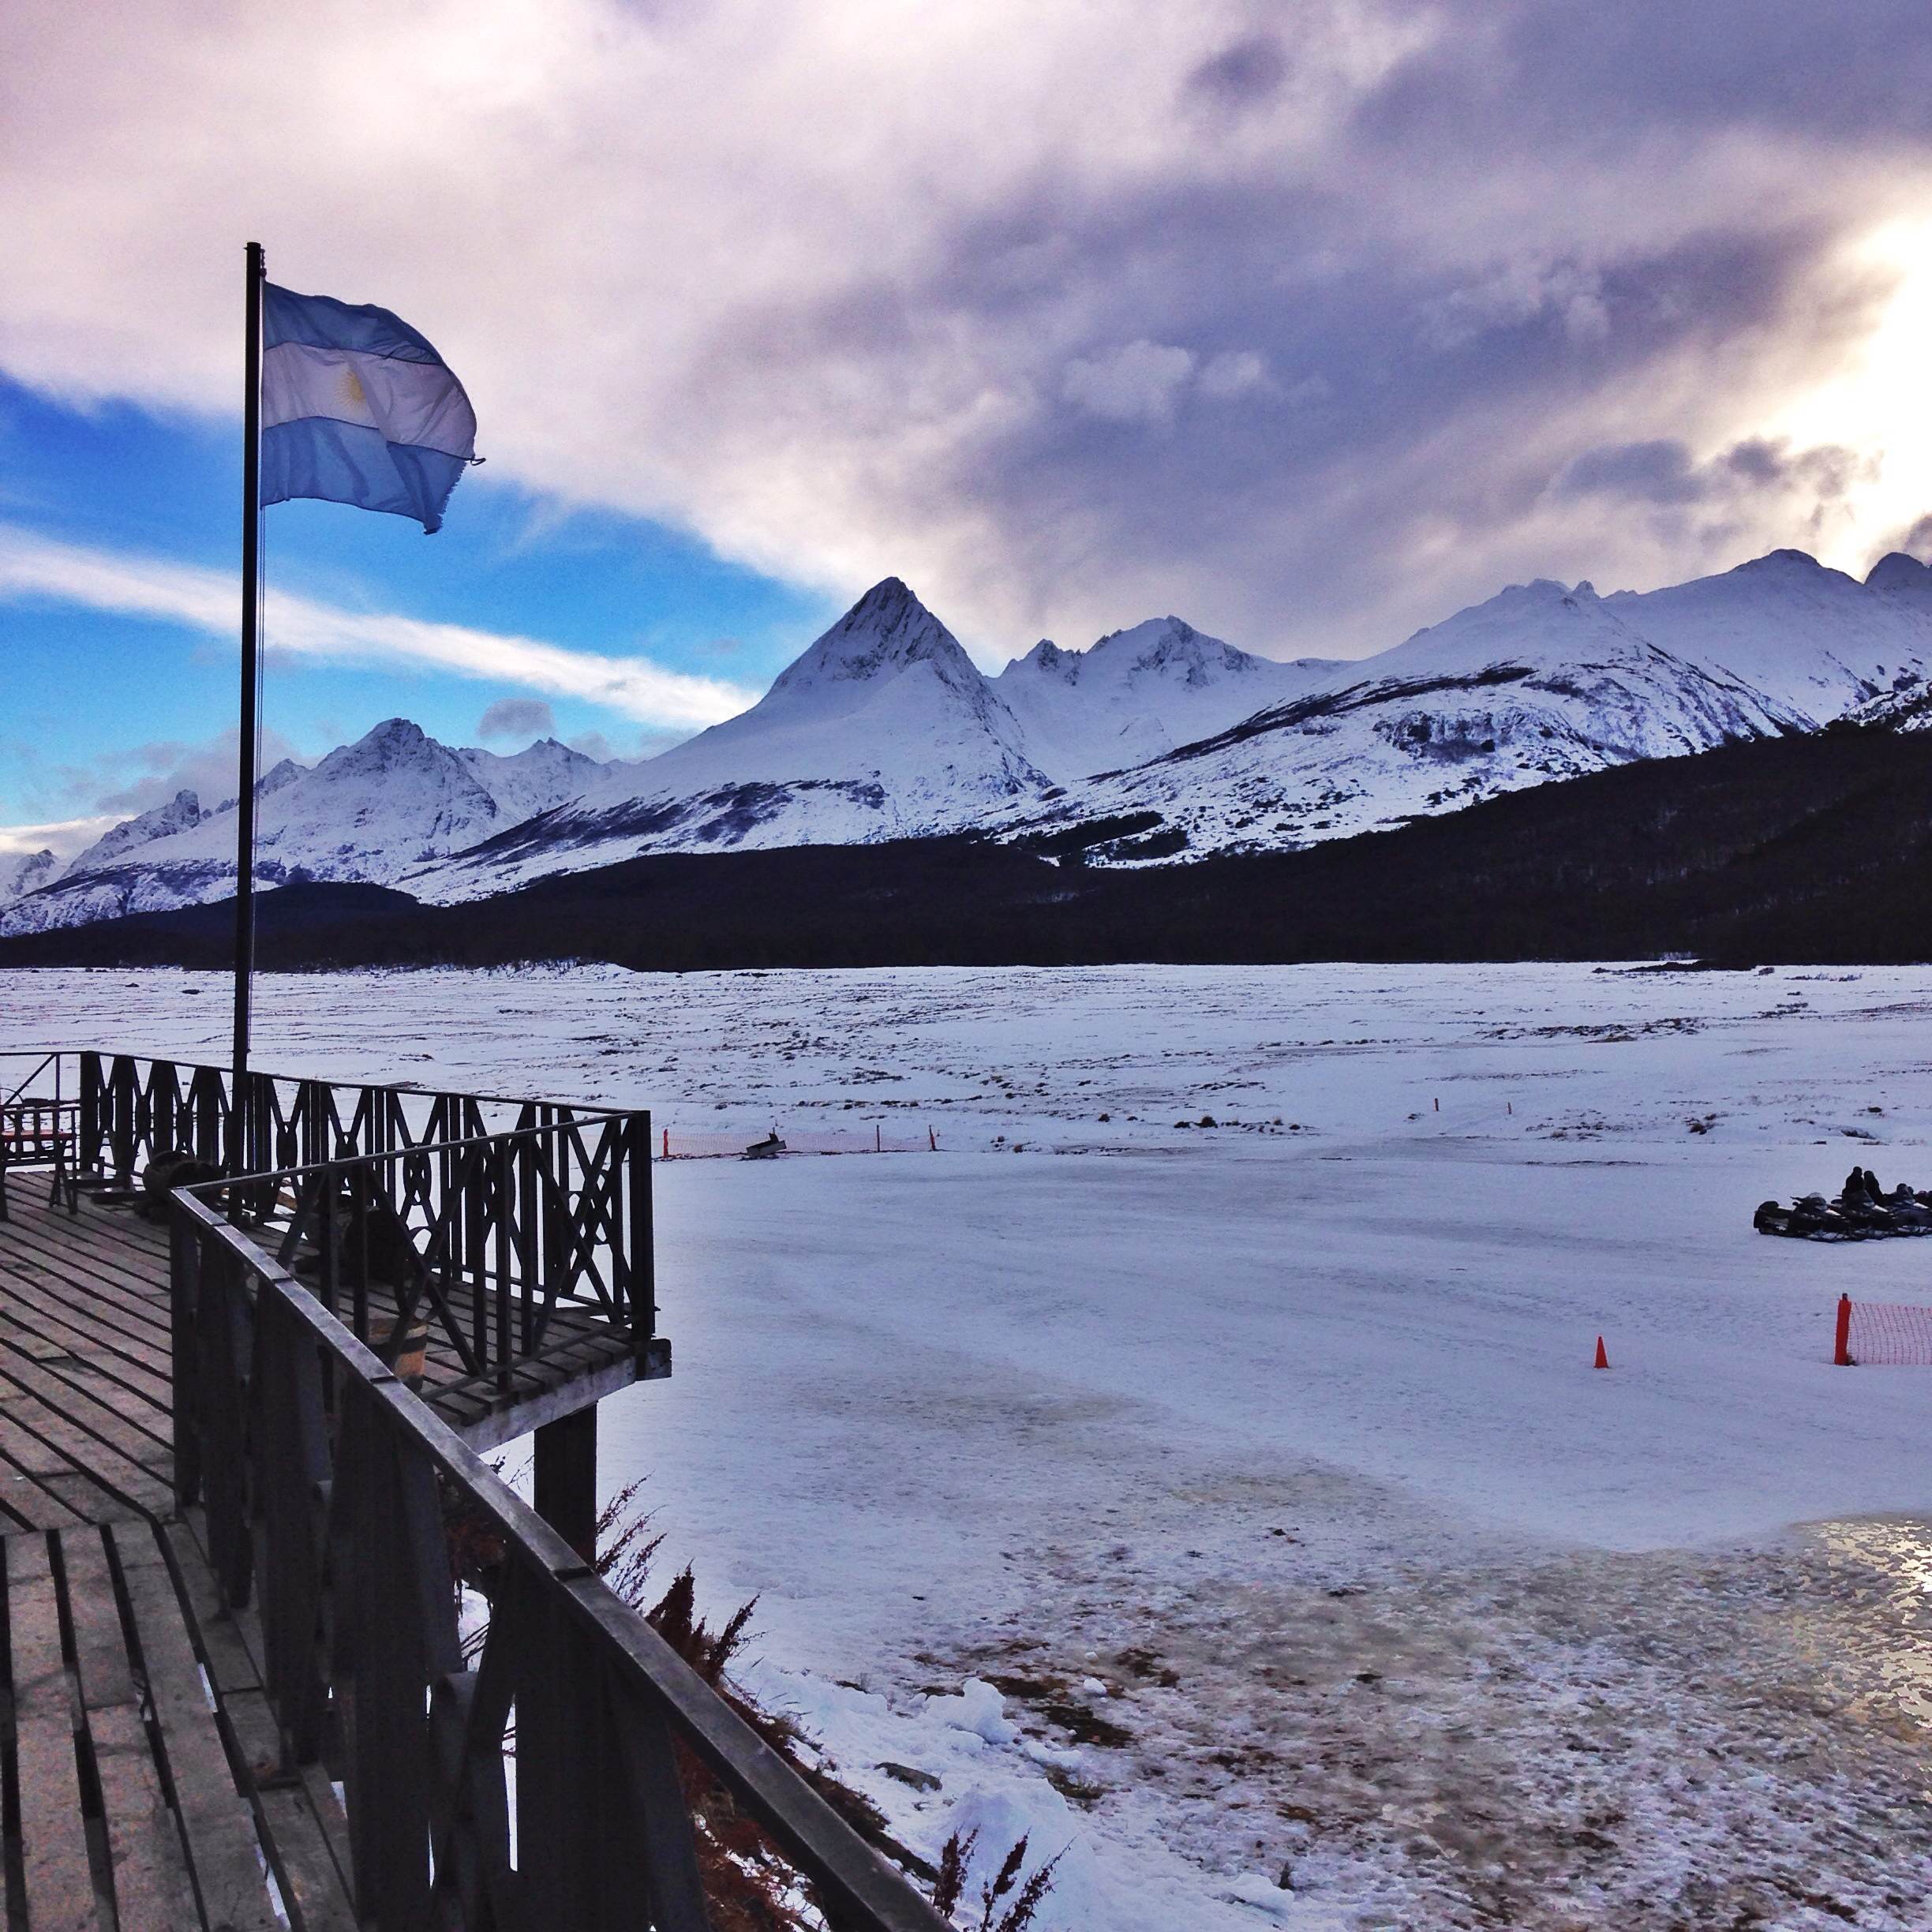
(534, 1406), (599, 1562)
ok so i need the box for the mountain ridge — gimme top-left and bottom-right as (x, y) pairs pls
(10, 542), (1932, 930)
(7, 724), (1930, 971)
(1, 724), (604, 932)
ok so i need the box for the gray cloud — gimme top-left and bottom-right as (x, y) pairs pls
(477, 696), (556, 741)
(6, 0), (1932, 662)
(1183, 32), (1288, 111)
(1556, 437), (1865, 510)
(1548, 436), (1872, 561)
(66, 726), (307, 819)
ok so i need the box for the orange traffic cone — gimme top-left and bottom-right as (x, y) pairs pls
(1593, 1335), (1609, 1370)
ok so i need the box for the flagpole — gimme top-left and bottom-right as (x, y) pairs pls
(230, 241), (264, 1175)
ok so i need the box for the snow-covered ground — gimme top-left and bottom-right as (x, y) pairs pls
(7, 961), (1932, 1926)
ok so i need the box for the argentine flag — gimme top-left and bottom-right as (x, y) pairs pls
(260, 284), (477, 534)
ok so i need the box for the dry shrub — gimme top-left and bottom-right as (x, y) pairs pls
(455, 1477), (1056, 1930)
(930, 1829), (1062, 1932)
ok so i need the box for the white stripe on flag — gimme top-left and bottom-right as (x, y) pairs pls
(260, 342), (475, 457)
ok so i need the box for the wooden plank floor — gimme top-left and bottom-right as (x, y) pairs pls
(0, 1181), (638, 1928)
(0, 1183), (637, 1447)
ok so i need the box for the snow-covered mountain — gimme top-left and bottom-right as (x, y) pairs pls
(454, 739), (606, 825)
(1599, 549), (1932, 720)
(0, 848), (58, 907)
(14, 545), (1932, 929)
(998, 549), (1932, 859)
(414, 578), (1056, 900)
(995, 619), (1335, 778)
(414, 591), (1353, 901)
(1004, 575), (1822, 858)
(0, 723), (604, 934)
(66, 788), (210, 873)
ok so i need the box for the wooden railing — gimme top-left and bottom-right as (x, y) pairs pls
(257, 1110), (658, 1387)
(72, 1047), (631, 1189)
(171, 1189), (950, 1932)
(3, 1050), (655, 1389)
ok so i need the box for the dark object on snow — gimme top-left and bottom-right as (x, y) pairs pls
(1840, 1165), (1889, 1209)
(138, 1151), (223, 1222)
(1762, 1178), (1932, 1241)
(742, 1133), (786, 1160)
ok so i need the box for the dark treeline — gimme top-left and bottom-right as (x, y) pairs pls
(4, 726), (1929, 972)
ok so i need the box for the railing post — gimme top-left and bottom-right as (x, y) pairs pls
(80, 1052), (100, 1175)
(493, 1138), (515, 1388)
(169, 1205), (204, 1510)
(629, 1110), (656, 1369)
(335, 1380), (462, 1928)
(465, 1137), (487, 1375)
(252, 1286), (331, 1764)
(132, 1058), (153, 1178)
(513, 1571), (604, 1929)
(193, 1065), (223, 1166)
(318, 1163), (342, 1322)
(534, 1406), (598, 1563)
(537, 1107), (562, 1358)
(110, 1056), (136, 1183)
(347, 1169), (371, 1342)
(519, 1125), (541, 1361)
(200, 1240), (255, 1608)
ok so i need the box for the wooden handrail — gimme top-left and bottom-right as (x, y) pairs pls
(179, 1106), (657, 1386)
(170, 1190), (951, 1932)
(0, 1049), (657, 1387)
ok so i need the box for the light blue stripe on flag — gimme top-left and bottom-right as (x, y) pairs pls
(260, 284), (477, 534)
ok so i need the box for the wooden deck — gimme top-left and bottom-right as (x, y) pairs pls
(0, 1186), (640, 1930)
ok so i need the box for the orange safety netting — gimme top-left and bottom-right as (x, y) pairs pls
(1842, 1297), (1932, 1366)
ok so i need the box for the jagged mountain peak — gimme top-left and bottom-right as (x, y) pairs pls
(1395, 575), (1630, 664)
(1005, 616), (1256, 683)
(0, 717), (604, 936)
(69, 788), (206, 873)
(1095, 615), (1203, 649)
(1735, 546), (1826, 575)
(1867, 552), (1932, 597)
(459, 735), (599, 770)
(1007, 638), (1072, 679)
(1089, 617), (1241, 679)
(769, 578), (977, 698)
(994, 613), (1332, 782)
(216, 758), (309, 814)
(0, 848), (58, 908)
(317, 717), (446, 775)
(455, 736), (608, 823)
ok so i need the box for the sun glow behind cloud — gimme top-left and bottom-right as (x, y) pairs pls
(12, 0), (1932, 665)
(1766, 218), (1932, 571)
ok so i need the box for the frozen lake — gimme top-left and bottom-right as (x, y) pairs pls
(7, 960), (1932, 1927)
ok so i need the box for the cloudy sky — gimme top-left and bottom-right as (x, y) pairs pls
(5, 0), (1932, 848)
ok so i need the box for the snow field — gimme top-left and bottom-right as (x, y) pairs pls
(7, 962), (1932, 1926)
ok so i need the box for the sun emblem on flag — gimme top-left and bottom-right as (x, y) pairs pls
(338, 364), (369, 411)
